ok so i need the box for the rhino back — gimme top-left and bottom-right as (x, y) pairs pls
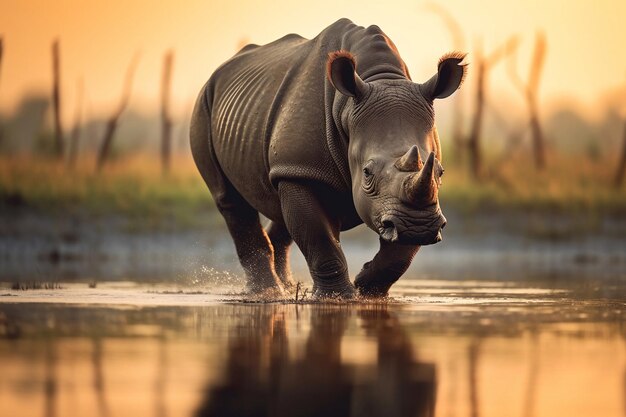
(208, 34), (307, 219)
(207, 19), (409, 221)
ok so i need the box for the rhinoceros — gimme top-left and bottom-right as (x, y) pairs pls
(190, 18), (466, 298)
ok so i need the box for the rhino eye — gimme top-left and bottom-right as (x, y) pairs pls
(362, 160), (375, 179)
(362, 162), (376, 194)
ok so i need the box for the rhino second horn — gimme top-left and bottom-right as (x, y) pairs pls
(404, 151), (437, 203)
(394, 145), (422, 172)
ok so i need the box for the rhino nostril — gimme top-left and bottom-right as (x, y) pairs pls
(441, 220), (447, 230)
(380, 219), (399, 243)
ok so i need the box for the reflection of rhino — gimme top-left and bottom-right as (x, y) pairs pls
(195, 307), (436, 417)
(191, 18), (466, 298)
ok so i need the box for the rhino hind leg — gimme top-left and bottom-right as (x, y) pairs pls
(219, 200), (285, 294)
(190, 88), (283, 294)
(278, 182), (356, 299)
(200, 169), (284, 294)
(266, 221), (295, 290)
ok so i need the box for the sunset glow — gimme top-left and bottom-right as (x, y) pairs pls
(1, 0), (625, 125)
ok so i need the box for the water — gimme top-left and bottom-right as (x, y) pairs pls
(1, 210), (625, 416)
(1, 280), (624, 417)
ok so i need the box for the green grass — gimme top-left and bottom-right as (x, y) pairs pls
(438, 149), (626, 215)
(1, 151), (624, 229)
(0, 154), (217, 229)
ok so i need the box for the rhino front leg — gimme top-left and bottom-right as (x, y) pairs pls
(266, 221), (295, 290)
(355, 239), (420, 297)
(278, 182), (356, 299)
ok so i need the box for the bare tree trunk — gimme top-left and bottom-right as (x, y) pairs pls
(160, 50), (174, 175)
(0, 36), (4, 90)
(52, 39), (64, 158)
(527, 33), (547, 170)
(529, 96), (546, 169)
(614, 119), (626, 187)
(425, 3), (467, 158)
(467, 59), (485, 179)
(0, 37), (4, 86)
(96, 54), (139, 172)
(466, 37), (518, 181)
(509, 33), (547, 170)
(0, 37), (4, 147)
(67, 78), (83, 170)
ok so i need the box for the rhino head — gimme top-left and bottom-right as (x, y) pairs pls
(328, 51), (467, 245)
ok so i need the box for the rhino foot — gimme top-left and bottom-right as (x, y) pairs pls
(355, 281), (392, 298)
(354, 265), (393, 298)
(278, 275), (297, 293)
(246, 273), (285, 296)
(312, 282), (356, 300)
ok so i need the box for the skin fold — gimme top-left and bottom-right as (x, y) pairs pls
(190, 18), (466, 298)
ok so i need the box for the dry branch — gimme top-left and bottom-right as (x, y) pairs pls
(466, 37), (518, 179)
(96, 53), (139, 172)
(160, 50), (174, 175)
(467, 47), (485, 179)
(508, 32), (548, 170)
(67, 78), (84, 170)
(614, 119), (626, 187)
(0, 37), (4, 146)
(484, 100), (527, 177)
(424, 3), (467, 155)
(0, 37), (4, 86)
(52, 39), (64, 157)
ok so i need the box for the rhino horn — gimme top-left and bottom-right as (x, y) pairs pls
(403, 151), (437, 205)
(394, 145), (423, 172)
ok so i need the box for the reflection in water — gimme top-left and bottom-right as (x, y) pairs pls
(356, 308), (436, 417)
(44, 339), (57, 417)
(521, 332), (539, 417)
(155, 335), (169, 417)
(468, 340), (480, 417)
(196, 306), (436, 417)
(92, 337), (110, 417)
(0, 298), (624, 417)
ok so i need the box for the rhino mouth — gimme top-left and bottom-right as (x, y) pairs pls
(377, 208), (446, 246)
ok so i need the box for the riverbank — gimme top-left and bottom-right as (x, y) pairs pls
(1, 205), (624, 285)
(2, 153), (625, 285)
(2, 153), (625, 223)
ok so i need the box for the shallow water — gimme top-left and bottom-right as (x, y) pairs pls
(1, 280), (624, 417)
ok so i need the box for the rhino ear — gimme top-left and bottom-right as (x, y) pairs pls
(327, 50), (368, 99)
(421, 52), (468, 100)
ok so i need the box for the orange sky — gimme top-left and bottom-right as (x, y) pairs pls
(0, 0), (625, 124)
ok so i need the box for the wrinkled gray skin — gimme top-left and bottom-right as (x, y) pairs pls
(190, 18), (466, 298)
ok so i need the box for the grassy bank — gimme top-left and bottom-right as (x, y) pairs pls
(440, 151), (626, 214)
(0, 154), (214, 228)
(1, 152), (624, 225)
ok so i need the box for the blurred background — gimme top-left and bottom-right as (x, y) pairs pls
(1, 3), (626, 417)
(0, 0), (625, 284)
